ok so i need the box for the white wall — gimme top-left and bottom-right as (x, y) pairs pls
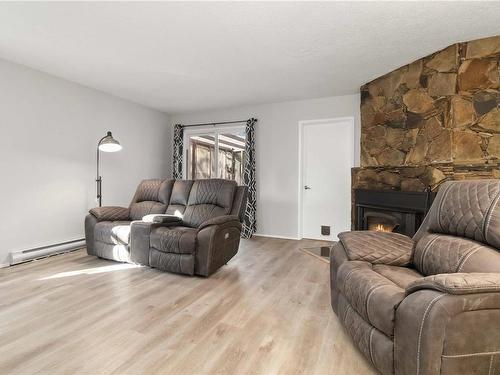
(0, 59), (171, 266)
(170, 95), (360, 239)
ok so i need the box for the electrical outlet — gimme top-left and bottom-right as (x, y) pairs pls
(321, 226), (330, 236)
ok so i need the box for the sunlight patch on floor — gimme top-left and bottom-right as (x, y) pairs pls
(38, 263), (142, 280)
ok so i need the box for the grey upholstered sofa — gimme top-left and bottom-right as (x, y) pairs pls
(331, 179), (500, 375)
(85, 178), (247, 276)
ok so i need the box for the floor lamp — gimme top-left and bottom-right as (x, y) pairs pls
(96, 131), (122, 207)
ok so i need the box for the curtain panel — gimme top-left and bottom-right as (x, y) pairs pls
(242, 118), (257, 238)
(172, 124), (183, 179)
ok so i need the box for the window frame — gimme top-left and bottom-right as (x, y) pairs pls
(182, 124), (246, 181)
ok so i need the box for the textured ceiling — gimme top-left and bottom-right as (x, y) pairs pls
(0, 2), (499, 113)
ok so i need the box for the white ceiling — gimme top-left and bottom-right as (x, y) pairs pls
(0, 2), (499, 114)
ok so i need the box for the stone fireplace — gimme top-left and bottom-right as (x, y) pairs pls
(352, 35), (499, 229)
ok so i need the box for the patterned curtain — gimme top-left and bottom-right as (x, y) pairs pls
(172, 124), (183, 179)
(242, 118), (257, 238)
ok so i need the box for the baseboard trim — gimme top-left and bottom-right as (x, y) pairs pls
(253, 233), (300, 241)
(0, 263), (10, 269)
(10, 238), (86, 265)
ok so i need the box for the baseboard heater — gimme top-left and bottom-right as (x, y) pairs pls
(10, 238), (86, 265)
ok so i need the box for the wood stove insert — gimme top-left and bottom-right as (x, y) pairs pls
(354, 189), (435, 237)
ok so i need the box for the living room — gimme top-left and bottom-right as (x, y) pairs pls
(0, 2), (499, 375)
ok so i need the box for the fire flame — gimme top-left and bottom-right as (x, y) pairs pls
(371, 224), (393, 232)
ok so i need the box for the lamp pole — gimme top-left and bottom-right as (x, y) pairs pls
(96, 135), (105, 207)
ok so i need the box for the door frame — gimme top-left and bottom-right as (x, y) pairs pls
(297, 117), (355, 240)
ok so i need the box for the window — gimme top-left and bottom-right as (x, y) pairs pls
(184, 126), (246, 185)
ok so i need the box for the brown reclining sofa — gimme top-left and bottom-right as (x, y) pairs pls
(331, 179), (500, 375)
(85, 178), (247, 276)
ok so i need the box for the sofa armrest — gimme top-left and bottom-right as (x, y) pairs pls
(196, 218), (242, 276)
(198, 215), (240, 230)
(85, 214), (98, 255)
(338, 231), (414, 266)
(395, 286), (500, 375)
(142, 214), (182, 224)
(406, 273), (500, 296)
(89, 206), (129, 221)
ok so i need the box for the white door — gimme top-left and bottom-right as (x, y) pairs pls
(300, 118), (354, 241)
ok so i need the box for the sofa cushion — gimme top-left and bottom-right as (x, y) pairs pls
(129, 179), (174, 220)
(427, 180), (500, 247)
(130, 201), (167, 221)
(182, 179), (237, 228)
(132, 178), (173, 203)
(167, 180), (194, 215)
(94, 242), (130, 262)
(413, 233), (500, 276)
(371, 264), (423, 289)
(150, 226), (198, 254)
(94, 221), (131, 245)
(89, 206), (129, 221)
(337, 260), (422, 337)
(166, 180), (194, 217)
(338, 231), (414, 266)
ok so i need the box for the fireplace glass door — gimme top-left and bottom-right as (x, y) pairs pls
(364, 211), (400, 232)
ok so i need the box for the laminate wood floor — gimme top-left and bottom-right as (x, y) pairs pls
(0, 237), (377, 375)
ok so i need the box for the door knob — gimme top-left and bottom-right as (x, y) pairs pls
(304, 185), (311, 190)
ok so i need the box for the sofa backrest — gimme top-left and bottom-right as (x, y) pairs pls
(413, 179), (500, 276)
(129, 179), (174, 220)
(166, 180), (194, 216)
(230, 185), (248, 222)
(129, 178), (245, 225)
(427, 180), (500, 247)
(182, 179), (237, 228)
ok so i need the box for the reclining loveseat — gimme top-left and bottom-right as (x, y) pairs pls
(85, 178), (247, 276)
(331, 179), (500, 375)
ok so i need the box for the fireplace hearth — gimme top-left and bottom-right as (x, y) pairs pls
(354, 189), (435, 237)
